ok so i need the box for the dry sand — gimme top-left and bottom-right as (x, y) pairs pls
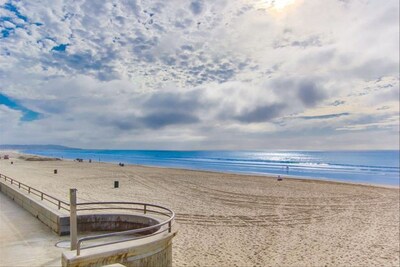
(0, 151), (399, 266)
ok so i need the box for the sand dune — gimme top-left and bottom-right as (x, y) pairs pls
(0, 152), (399, 266)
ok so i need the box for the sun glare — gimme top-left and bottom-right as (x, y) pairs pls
(255, 0), (298, 12)
(273, 0), (296, 10)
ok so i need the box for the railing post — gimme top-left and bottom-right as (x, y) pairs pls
(144, 204), (147, 214)
(77, 242), (81, 256)
(41, 192), (43, 200)
(168, 221), (171, 233)
(58, 200), (61, 210)
(28, 187), (31, 194)
(70, 189), (78, 251)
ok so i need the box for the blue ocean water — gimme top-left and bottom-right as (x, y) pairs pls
(22, 149), (400, 186)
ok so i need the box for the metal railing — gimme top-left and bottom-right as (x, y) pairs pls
(0, 173), (70, 211)
(0, 174), (175, 256)
(74, 201), (175, 255)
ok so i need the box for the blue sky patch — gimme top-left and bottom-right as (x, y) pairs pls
(1, 2), (33, 38)
(1, 28), (12, 38)
(51, 43), (69, 52)
(3, 2), (28, 22)
(0, 16), (12, 23)
(0, 93), (41, 121)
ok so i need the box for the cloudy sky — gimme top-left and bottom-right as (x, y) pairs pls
(0, 0), (399, 150)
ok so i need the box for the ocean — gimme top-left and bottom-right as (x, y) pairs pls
(22, 149), (399, 186)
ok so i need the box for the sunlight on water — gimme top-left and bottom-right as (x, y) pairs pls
(23, 149), (400, 186)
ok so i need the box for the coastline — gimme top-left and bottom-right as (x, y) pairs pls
(7, 150), (399, 189)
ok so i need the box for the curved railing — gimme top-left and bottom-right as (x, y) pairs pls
(75, 202), (175, 255)
(0, 173), (70, 211)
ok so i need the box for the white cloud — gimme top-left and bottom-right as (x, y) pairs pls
(0, 0), (398, 149)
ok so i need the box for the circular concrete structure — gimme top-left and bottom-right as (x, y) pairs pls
(62, 201), (176, 267)
(77, 214), (161, 235)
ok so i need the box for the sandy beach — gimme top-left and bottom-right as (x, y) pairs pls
(0, 151), (399, 267)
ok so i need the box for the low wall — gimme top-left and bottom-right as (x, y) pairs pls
(62, 228), (177, 267)
(0, 180), (70, 235)
(78, 214), (160, 234)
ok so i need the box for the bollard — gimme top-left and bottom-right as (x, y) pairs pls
(54, 169), (57, 174)
(114, 181), (119, 188)
(10, 161), (13, 164)
(70, 189), (78, 250)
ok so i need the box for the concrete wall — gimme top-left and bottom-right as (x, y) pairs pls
(77, 214), (160, 234)
(124, 240), (172, 267)
(0, 180), (70, 235)
(62, 228), (177, 267)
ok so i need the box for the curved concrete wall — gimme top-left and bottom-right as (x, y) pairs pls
(62, 227), (177, 267)
(77, 214), (160, 234)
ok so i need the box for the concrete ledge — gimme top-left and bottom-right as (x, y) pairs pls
(62, 228), (177, 267)
(0, 180), (69, 235)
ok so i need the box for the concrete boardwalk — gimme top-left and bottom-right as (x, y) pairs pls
(0, 192), (68, 267)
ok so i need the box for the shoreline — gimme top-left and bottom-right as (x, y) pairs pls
(5, 150), (399, 189)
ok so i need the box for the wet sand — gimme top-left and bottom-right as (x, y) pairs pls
(0, 151), (399, 266)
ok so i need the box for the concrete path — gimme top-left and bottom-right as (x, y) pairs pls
(0, 192), (68, 267)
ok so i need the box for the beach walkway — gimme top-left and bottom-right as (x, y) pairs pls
(0, 192), (67, 266)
